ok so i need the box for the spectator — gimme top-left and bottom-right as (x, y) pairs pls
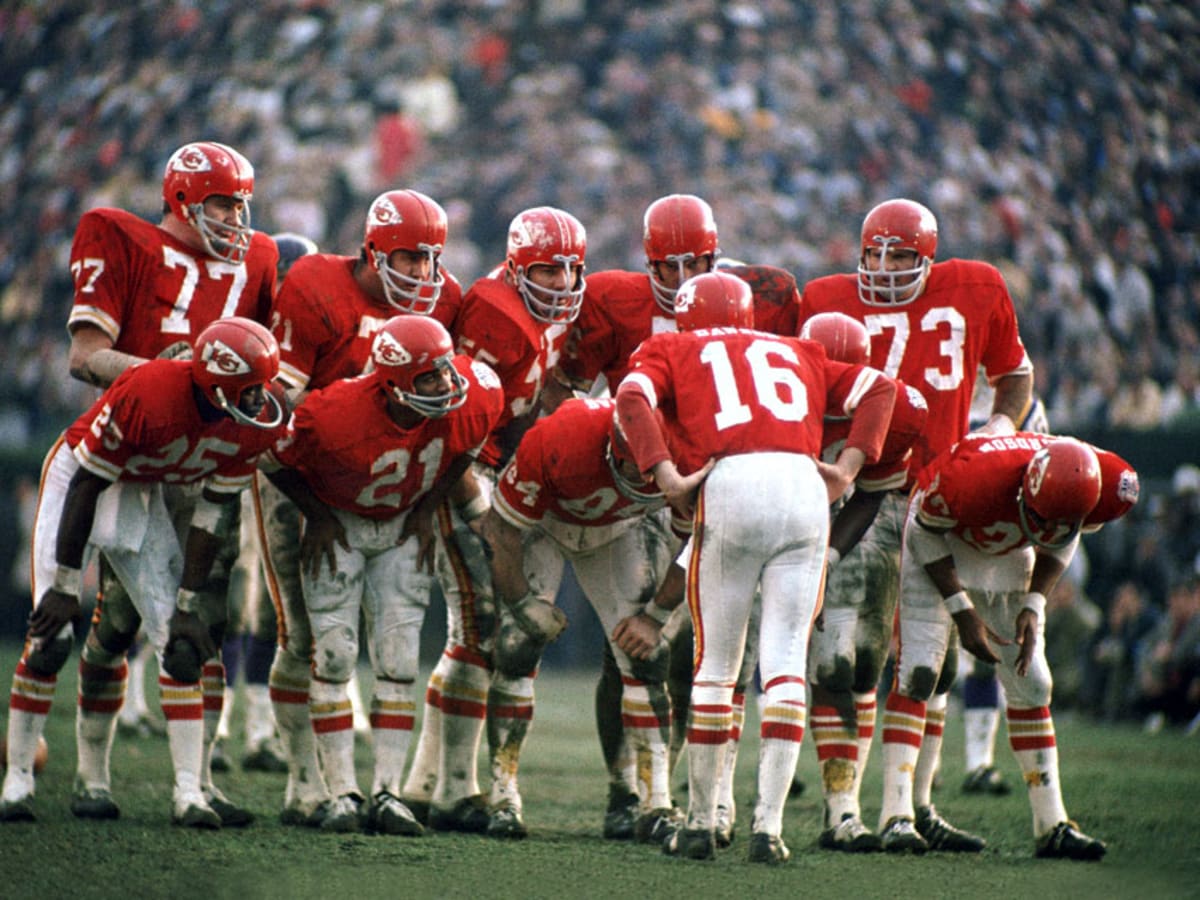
(1137, 575), (1200, 733)
(1082, 581), (1162, 723)
(1043, 578), (1103, 710)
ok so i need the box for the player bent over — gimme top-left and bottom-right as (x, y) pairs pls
(615, 272), (895, 864)
(0, 318), (284, 826)
(481, 396), (689, 843)
(881, 433), (1137, 859)
(260, 316), (503, 834)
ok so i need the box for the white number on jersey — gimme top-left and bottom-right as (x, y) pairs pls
(699, 337), (809, 432)
(864, 307), (967, 392)
(160, 247), (248, 335)
(354, 439), (444, 509)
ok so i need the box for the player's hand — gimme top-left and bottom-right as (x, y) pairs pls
(1014, 608), (1039, 677)
(815, 459), (857, 505)
(399, 495), (439, 574)
(654, 458), (715, 521)
(612, 614), (663, 661)
(166, 608), (217, 664)
(951, 608), (1008, 665)
(28, 588), (81, 641)
(300, 512), (349, 578)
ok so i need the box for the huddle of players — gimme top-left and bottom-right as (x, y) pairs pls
(0, 140), (1136, 866)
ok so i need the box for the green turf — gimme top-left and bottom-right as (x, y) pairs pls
(1, 642), (1197, 899)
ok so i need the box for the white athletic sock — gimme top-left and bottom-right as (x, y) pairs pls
(309, 677), (359, 799)
(1007, 706), (1068, 836)
(370, 679), (416, 798)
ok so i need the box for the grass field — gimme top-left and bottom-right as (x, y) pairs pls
(1, 641), (1197, 900)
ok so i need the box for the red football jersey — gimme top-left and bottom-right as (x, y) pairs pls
(722, 263), (802, 338)
(269, 252), (464, 393)
(824, 380), (929, 493)
(800, 259), (1029, 476)
(560, 264), (802, 391)
(65, 359), (284, 494)
(454, 276), (571, 465)
(270, 357), (504, 519)
(67, 208), (276, 357)
(493, 397), (665, 530)
(621, 328), (892, 476)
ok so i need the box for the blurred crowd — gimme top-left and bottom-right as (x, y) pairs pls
(1052, 462), (1200, 732)
(0, 1), (1197, 725)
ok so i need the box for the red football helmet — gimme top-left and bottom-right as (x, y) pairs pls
(1017, 438), (1102, 549)
(505, 206), (587, 324)
(1085, 450), (1140, 531)
(370, 315), (467, 417)
(643, 194), (720, 314)
(674, 271), (753, 332)
(162, 142), (255, 264)
(857, 198), (938, 306)
(192, 317), (284, 428)
(364, 190), (448, 315)
(800, 312), (870, 365)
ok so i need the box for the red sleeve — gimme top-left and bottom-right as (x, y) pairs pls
(833, 364), (896, 464)
(615, 381), (671, 474)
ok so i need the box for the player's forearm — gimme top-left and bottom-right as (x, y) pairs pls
(922, 554), (969, 612)
(614, 382), (670, 474)
(829, 488), (886, 557)
(844, 376), (896, 463)
(56, 469), (109, 569)
(70, 348), (146, 388)
(263, 467), (327, 524)
(990, 371), (1034, 428)
(481, 511), (529, 603)
(1029, 549), (1069, 597)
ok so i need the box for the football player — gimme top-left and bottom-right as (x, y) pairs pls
(257, 189), (463, 827)
(542, 194), (804, 840)
(212, 231), (320, 776)
(0, 318), (285, 827)
(260, 316), (503, 835)
(959, 368), (1052, 797)
(798, 313), (929, 853)
(614, 272), (896, 864)
(890, 434), (1138, 859)
(62, 141), (278, 827)
(613, 312), (924, 852)
(481, 396), (690, 845)
(402, 206), (587, 839)
(798, 198), (1034, 853)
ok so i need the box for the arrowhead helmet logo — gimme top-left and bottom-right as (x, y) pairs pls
(373, 329), (414, 366)
(674, 279), (698, 314)
(168, 145), (214, 174)
(1026, 448), (1051, 498)
(370, 194), (404, 226)
(200, 338), (251, 375)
